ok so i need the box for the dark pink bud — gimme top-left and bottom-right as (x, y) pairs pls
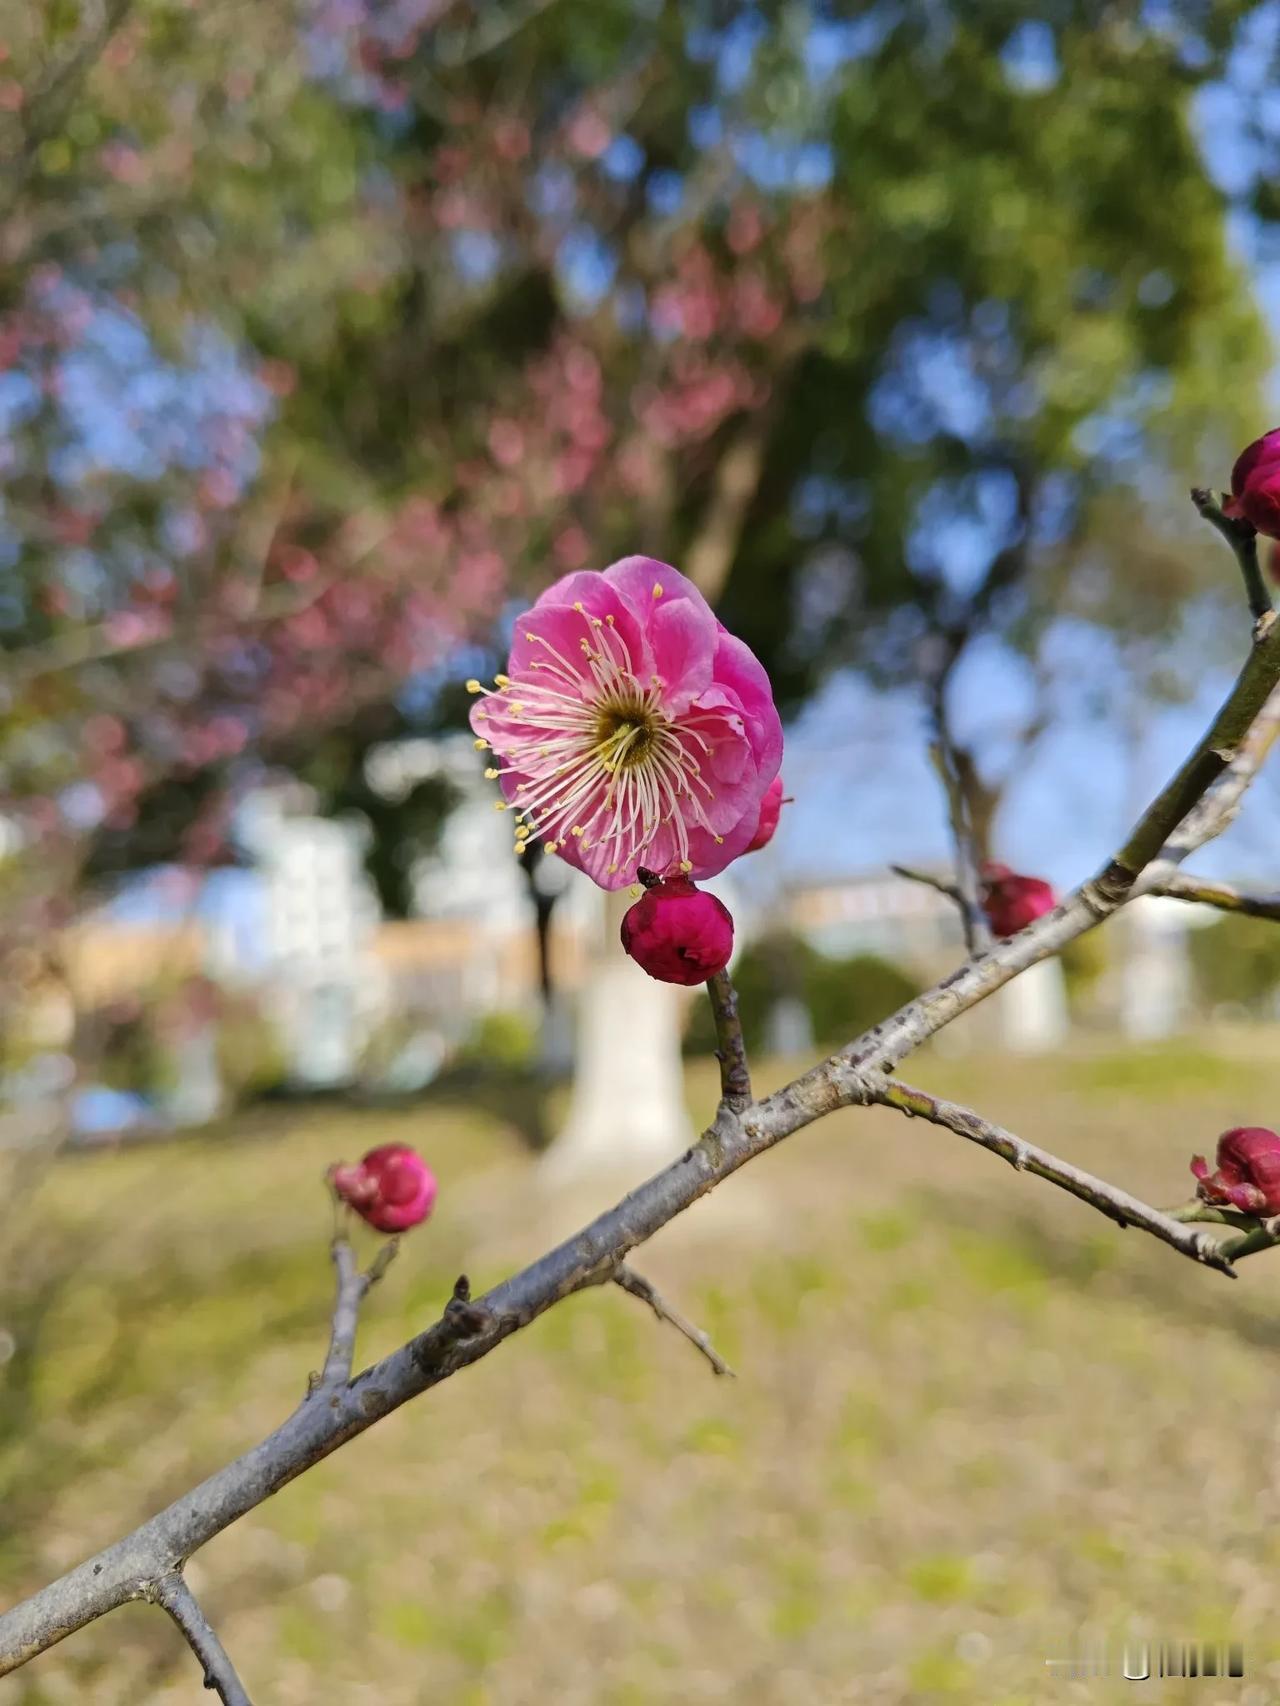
(1191, 1126), (1280, 1215)
(745, 775), (787, 853)
(1224, 428), (1280, 538)
(979, 862), (1056, 936)
(329, 1144), (437, 1233)
(620, 874), (734, 985)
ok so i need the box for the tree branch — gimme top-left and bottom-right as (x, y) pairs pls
(316, 1236), (398, 1392)
(926, 725), (992, 957)
(151, 1572), (253, 1706)
(1145, 871), (1280, 921)
(891, 863), (965, 908)
(706, 968), (752, 1111)
(858, 1076), (1234, 1274)
(613, 1263), (734, 1376)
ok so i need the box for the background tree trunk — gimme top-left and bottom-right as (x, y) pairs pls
(542, 889), (692, 1181)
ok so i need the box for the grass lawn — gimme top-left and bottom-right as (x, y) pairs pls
(4, 1040), (1280, 1704)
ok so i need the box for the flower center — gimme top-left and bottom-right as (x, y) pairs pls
(595, 697), (656, 770)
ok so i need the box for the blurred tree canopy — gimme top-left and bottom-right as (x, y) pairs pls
(1, 0), (1277, 920)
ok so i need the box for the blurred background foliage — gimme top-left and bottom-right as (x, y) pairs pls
(2, 0), (1280, 957)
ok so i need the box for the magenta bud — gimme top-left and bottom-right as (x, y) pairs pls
(1191, 1126), (1280, 1215)
(979, 861), (1056, 936)
(329, 1144), (437, 1233)
(1224, 428), (1280, 538)
(620, 874), (734, 985)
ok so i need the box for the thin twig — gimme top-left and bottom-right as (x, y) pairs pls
(890, 863), (965, 906)
(318, 1236), (398, 1390)
(151, 1573), (253, 1706)
(1191, 488), (1273, 627)
(706, 968), (752, 1111)
(858, 1076), (1235, 1275)
(1146, 871), (1280, 921)
(927, 736), (992, 955)
(613, 1264), (734, 1376)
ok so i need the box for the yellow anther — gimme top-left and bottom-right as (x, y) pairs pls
(679, 860), (692, 872)
(630, 885), (642, 898)
(608, 862), (618, 873)
(545, 841), (559, 854)
(591, 616), (603, 627)
(571, 825), (584, 836)
(714, 835), (724, 844)
(605, 613), (615, 625)
(494, 801), (508, 812)
(525, 631), (537, 641)
(515, 823), (530, 839)
(465, 678), (482, 693)
(652, 582), (663, 598)
(495, 673), (511, 687)
(513, 840), (527, 855)
(484, 767), (499, 780)
(474, 739), (489, 750)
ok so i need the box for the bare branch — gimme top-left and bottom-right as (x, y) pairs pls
(1191, 488), (1272, 627)
(890, 863), (964, 907)
(1146, 871), (1280, 921)
(706, 969), (752, 1111)
(858, 1076), (1235, 1275)
(613, 1264), (734, 1377)
(151, 1572), (253, 1706)
(316, 1236), (398, 1392)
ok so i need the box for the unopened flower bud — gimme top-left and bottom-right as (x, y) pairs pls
(329, 1144), (437, 1233)
(1191, 1126), (1280, 1215)
(979, 861), (1056, 936)
(620, 874), (734, 985)
(1224, 428), (1280, 538)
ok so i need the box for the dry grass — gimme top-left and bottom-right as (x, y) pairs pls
(5, 1039), (1280, 1704)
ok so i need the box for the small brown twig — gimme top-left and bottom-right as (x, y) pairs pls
(613, 1264), (734, 1377)
(706, 968), (752, 1112)
(151, 1572), (253, 1706)
(859, 1075), (1237, 1275)
(890, 863), (965, 906)
(318, 1236), (399, 1391)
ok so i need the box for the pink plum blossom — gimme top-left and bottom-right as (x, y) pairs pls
(470, 557), (783, 889)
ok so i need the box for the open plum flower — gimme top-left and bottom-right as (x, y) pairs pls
(469, 556), (782, 890)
